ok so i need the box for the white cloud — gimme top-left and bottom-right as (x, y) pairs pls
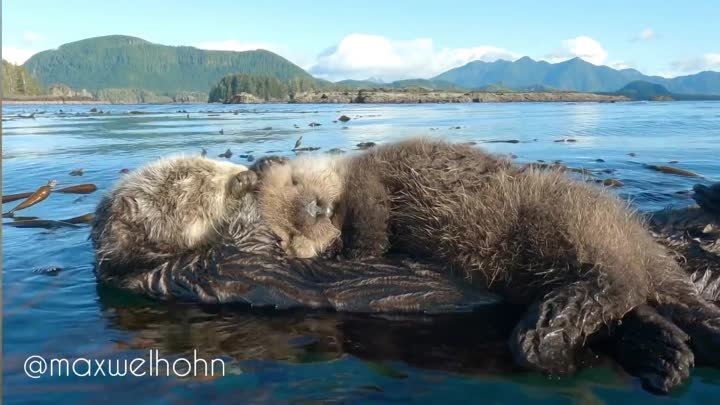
(609, 60), (631, 70)
(2, 47), (39, 64)
(308, 33), (518, 81)
(670, 53), (720, 75)
(545, 36), (608, 65)
(637, 28), (656, 41)
(22, 31), (44, 43)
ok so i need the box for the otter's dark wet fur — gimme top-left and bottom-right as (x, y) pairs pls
(265, 138), (720, 389)
(91, 156), (259, 276)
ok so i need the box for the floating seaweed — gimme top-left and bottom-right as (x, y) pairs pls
(646, 165), (700, 178)
(4, 180), (56, 216)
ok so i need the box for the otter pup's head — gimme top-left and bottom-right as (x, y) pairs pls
(258, 155), (344, 258)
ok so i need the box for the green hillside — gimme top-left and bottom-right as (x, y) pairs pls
(333, 78), (465, 91)
(208, 73), (319, 102)
(608, 80), (720, 101)
(390, 78), (466, 91)
(2, 60), (43, 96)
(23, 35), (314, 95)
(613, 81), (672, 100)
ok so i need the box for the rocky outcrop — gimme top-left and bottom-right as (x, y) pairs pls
(48, 84), (94, 99)
(224, 92), (265, 104)
(224, 88), (628, 104)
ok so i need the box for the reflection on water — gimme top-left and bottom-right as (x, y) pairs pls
(3, 102), (720, 404)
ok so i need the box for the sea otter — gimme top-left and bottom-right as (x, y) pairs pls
(91, 155), (259, 276)
(257, 138), (720, 388)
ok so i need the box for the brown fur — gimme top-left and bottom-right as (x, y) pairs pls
(258, 137), (720, 380)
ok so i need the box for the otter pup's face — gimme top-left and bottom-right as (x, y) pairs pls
(259, 156), (344, 258)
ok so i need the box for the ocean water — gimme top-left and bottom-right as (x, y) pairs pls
(2, 102), (719, 405)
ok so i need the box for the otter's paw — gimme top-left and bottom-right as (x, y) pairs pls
(613, 305), (693, 394)
(230, 170), (259, 196)
(250, 155), (288, 176)
(510, 301), (579, 375)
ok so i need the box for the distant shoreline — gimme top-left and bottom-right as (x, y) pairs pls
(286, 90), (628, 104)
(2, 97), (99, 105)
(3, 90), (628, 105)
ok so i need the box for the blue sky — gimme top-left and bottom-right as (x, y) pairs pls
(3, 0), (719, 80)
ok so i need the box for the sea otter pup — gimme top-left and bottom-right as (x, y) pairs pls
(258, 155), (345, 258)
(91, 155), (259, 275)
(258, 138), (720, 387)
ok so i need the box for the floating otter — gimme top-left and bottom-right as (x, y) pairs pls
(257, 138), (720, 391)
(91, 155), (259, 276)
(90, 144), (719, 394)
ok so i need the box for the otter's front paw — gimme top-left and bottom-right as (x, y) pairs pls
(251, 155), (288, 176)
(230, 170), (259, 197)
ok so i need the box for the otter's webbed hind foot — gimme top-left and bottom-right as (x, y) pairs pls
(510, 280), (622, 375)
(657, 293), (720, 367)
(610, 305), (693, 394)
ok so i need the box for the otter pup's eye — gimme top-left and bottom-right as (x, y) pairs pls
(291, 177), (299, 186)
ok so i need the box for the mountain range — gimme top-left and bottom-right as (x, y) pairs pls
(433, 56), (720, 94)
(9, 35), (720, 100)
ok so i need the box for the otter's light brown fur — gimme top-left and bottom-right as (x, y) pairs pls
(91, 156), (258, 272)
(258, 155), (345, 258)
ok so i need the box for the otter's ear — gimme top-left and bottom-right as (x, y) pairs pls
(230, 170), (259, 197)
(250, 155), (289, 177)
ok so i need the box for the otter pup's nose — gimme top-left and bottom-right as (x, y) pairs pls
(322, 205), (333, 218)
(305, 200), (333, 218)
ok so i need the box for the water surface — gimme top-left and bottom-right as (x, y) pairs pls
(3, 102), (719, 404)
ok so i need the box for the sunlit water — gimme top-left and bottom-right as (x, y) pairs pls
(3, 102), (720, 405)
